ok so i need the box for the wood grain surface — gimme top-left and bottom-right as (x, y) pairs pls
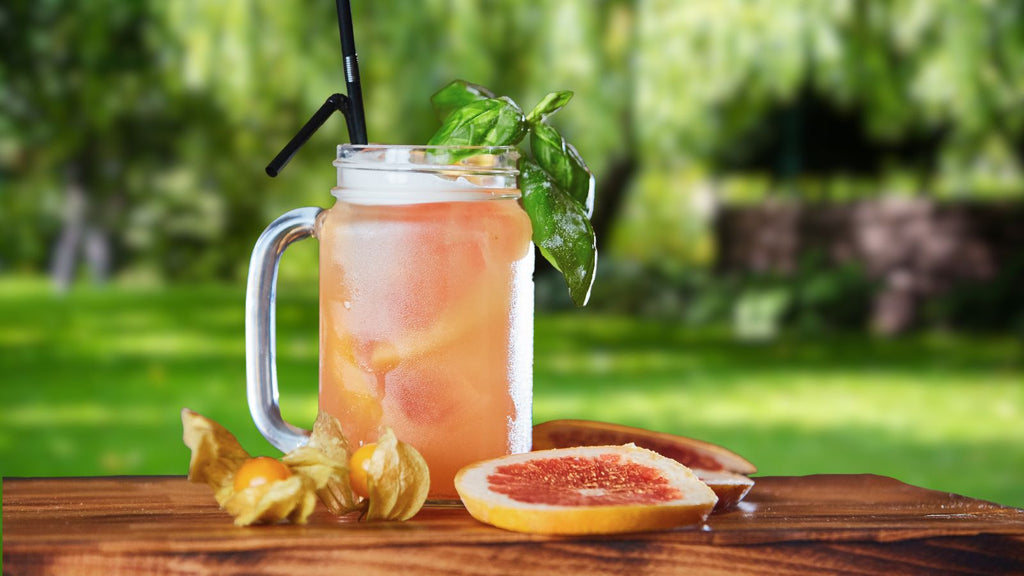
(4, 474), (1024, 575)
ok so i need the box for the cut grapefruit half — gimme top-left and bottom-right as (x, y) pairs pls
(454, 444), (718, 535)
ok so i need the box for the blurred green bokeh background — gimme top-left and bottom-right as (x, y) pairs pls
(1, 1), (1022, 507)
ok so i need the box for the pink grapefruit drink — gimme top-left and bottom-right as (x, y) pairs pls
(316, 146), (534, 498)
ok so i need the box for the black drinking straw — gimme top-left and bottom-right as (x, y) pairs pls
(336, 0), (367, 145)
(265, 1), (367, 176)
(265, 93), (351, 177)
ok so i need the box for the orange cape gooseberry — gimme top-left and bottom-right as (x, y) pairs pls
(348, 443), (378, 499)
(233, 456), (293, 492)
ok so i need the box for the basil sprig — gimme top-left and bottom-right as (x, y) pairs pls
(529, 123), (594, 217)
(519, 160), (597, 304)
(427, 97), (527, 156)
(428, 80), (597, 306)
(429, 80), (494, 121)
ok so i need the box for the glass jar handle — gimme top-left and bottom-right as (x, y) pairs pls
(245, 207), (322, 452)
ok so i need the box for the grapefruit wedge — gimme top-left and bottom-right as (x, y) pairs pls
(533, 419), (756, 474)
(532, 420), (757, 511)
(454, 445), (717, 535)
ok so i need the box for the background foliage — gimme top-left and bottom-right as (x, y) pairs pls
(1, 1), (1022, 507)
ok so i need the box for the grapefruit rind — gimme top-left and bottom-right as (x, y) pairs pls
(455, 445), (718, 535)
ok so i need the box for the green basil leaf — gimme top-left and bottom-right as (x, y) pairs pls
(530, 123), (595, 217)
(525, 91), (573, 124)
(427, 97), (527, 160)
(430, 80), (496, 122)
(520, 159), (597, 306)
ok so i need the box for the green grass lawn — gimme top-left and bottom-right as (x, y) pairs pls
(1, 277), (1021, 508)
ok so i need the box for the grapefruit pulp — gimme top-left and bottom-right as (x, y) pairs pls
(454, 445), (718, 535)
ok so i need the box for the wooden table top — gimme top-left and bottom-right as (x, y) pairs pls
(3, 474), (1024, 575)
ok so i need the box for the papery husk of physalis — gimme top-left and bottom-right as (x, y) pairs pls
(363, 428), (430, 521)
(281, 411), (361, 515)
(223, 474), (318, 526)
(181, 408), (251, 507)
(181, 408), (321, 525)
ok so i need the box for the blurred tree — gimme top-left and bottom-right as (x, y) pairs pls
(622, 0), (1024, 270)
(1, 1), (171, 287)
(635, 0), (1024, 186)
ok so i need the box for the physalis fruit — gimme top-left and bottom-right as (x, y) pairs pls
(362, 429), (430, 522)
(234, 456), (292, 491)
(349, 443), (377, 499)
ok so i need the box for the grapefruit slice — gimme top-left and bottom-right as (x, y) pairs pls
(533, 419), (757, 475)
(454, 445), (718, 535)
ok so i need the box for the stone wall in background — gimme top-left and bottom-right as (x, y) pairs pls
(715, 198), (1024, 334)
